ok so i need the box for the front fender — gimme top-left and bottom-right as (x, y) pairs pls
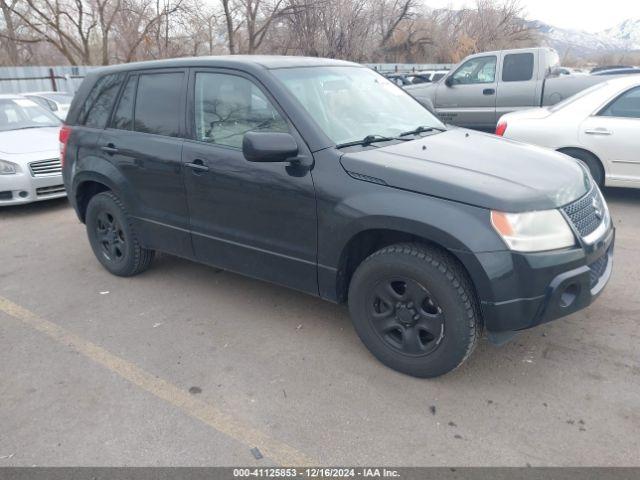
(317, 186), (506, 302)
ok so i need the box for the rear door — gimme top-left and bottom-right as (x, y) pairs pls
(181, 68), (318, 294)
(434, 55), (498, 129)
(99, 69), (192, 257)
(579, 85), (640, 186)
(495, 51), (538, 121)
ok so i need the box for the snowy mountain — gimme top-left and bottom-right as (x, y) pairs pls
(528, 18), (640, 59)
(602, 19), (640, 50)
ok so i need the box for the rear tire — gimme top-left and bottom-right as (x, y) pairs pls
(348, 243), (481, 378)
(85, 191), (154, 277)
(559, 148), (604, 187)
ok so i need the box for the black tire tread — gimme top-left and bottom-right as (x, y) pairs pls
(88, 191), (154, 276)
(354, 242), (481, 373)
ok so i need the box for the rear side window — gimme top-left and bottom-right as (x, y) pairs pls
(134, 72), (183, 137)
(111, 76), (136, 130)
(502, 53), (534, 82)
(80, 73), (125, 128)
(599, 86), (640, 118)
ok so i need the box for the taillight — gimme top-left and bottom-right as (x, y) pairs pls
(59, 125), (71, 166)
(495, 121), (507, 136)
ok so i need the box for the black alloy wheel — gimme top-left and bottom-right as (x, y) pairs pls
(95, 210), (127, 263)
(369, 277), (445, 356)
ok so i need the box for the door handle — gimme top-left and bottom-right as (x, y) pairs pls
(101, 143), (119, 155)
(185, 159), (209, 173)
(483, 88), (495, 95)
(584, 128), (612, 136)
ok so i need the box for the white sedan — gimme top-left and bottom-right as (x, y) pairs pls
(496, 75), (640, 188)
(0, 95), (65, 206)
(24, 91), (74, 120)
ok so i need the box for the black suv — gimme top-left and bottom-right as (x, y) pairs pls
(62, 56), (614, 377)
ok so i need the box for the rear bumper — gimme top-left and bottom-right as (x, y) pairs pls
(476, 226), (615, 334)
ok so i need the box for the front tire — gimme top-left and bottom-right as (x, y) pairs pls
(85, 191), (154, 277)
(348, 243), (481, 378)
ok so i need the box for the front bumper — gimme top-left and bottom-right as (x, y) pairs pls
(0, 171), (66, 206)
(475, 225), (615, 334)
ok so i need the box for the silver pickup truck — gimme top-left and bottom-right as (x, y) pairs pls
(405, 47), (610, 131)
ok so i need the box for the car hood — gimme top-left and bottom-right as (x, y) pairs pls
(339, 128), (590, 212)
(0, 127), (60, 155)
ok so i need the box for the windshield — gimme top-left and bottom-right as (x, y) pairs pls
(41, 93), (74, 103)
(0, 98), (61, 132)
(273, 66), (445, 145)
(548, 82), (609, 112)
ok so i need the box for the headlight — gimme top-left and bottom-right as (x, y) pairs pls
(0, 160), (18, 175)
(491, 209), (575, 252)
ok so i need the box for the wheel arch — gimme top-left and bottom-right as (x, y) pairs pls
(556, 146), (606, 181)
(71, 158), (132, 223)
(331, 226), (488, 307)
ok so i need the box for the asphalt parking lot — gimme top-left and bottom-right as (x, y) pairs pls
(1, 188), (639, 467)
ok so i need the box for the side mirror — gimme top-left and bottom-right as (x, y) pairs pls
(444, 76), (454, 87)
(243, 131), (298, 163)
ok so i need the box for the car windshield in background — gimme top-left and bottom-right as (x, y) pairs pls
(0, 98), (60, 131)
(41, 93), (74, 103)
(273, 66), (445, 145)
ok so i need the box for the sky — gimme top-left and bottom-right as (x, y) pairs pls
(425, 0), (639, 33)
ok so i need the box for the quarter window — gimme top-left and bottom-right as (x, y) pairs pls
(134, 72), (183, 137)
(194, 72), (288, 148)
(502, 53), (534, 82)
(80, 73), (125, 128)
(599, 87), (640, 118)
(451, 56), (496, 85)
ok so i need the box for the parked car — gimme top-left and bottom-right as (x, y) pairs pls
(424, 70), (449, 82)
(592, 67), (640, 76)
(405, 47), (616, 131)
(0, 95), (65, 206)
(496, 76), (640, 189)
(23, 91), (73, 120)
(591, 65), (634, 73)
(384, 73), (413, 86)
(554, 67), (586, 76)
(63, 56), (614, 377)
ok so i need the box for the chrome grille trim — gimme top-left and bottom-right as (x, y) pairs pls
(36, 184), (65, 196)
(562, 187), (609, 243)
(29, 158), (62, 177)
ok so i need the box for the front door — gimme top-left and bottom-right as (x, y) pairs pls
(182, 69), (318, 294)
(435, 55), (498, 130)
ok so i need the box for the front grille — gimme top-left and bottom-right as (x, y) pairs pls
(562, 188), (605, 238)
(36, 185), (65, 196)
(588, 248), (610, 289)
(0, 191), (12, 200)
(29, 158), (62, 177)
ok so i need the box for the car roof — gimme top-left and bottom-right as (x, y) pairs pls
(0, 94), (23, 100)
(91, 55), (359, 76)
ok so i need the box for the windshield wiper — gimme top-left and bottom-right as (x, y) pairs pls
(399, 125), (446, 137)
(336, 134), (410, 149)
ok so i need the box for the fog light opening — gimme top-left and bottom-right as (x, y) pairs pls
(18, 191), (28, 198)
(559, 283), (580, 308)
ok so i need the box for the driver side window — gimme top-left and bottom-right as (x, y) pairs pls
(194, 72), (288, 148)
(452, 56), (497, 85)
